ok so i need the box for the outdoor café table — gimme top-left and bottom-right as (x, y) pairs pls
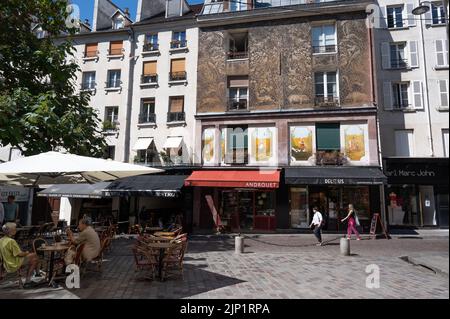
(37, 242), (70, 286)
(144, 227), (163, 234)
(145, 242), (174, 281)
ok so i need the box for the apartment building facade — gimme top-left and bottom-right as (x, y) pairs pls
(374, 0), (449, 227)
(186, 0), (386, 232)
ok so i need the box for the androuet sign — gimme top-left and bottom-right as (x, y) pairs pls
(0, 186), (30, 202)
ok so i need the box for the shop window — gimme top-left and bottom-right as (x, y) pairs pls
(387, 185), (420, 226)
(255, 191), (275, 217)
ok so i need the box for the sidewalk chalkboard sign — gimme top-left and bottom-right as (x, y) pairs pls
(369, 213), (389, 239)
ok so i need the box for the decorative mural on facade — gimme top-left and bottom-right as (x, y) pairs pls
(202, 128), (215, 164)
(249, 127), (277, 164)
(290, 126), (314, 162)
(342, 124), (368, 162)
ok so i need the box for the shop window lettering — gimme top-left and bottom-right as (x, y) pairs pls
(385, 169), (436, 178)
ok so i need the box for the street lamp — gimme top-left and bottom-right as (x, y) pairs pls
(412, 2), (431, 15)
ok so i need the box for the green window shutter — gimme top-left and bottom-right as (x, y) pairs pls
(316, 123), (340, 150)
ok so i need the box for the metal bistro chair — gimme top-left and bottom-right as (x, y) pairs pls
(32, 238), (50, 280)
(91, 237), (111, 272)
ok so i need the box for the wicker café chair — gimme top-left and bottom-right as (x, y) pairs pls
(0, 253), (24, 288)
(132, 245), (158, 280)
(161, 240), (188, 281)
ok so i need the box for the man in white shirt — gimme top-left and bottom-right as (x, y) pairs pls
(310, 206), (323, 246)
(0, 202), (4, 225)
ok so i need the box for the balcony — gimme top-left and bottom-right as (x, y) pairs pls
(393, 102), (412, 110)
(314, 96), (340, 107)
(105, 81), (122, 93)
(80, 82), (97, 92)
(138, 113), (156, 124)
(167, 112), (186, 123)
(83, 51), (99, 62)
(107, 48), (125, 60)
(170, 40), (188, 54)
(390, 59), (409, 69)
(102, 120), (119, 134)
(142, 43), (159, 54)
(140, 74), (158, 88)
(313, 45), (337, 54)
(315, 151), (345, 166)
(168, 71), (188, 86)
(228, 98), (248, 111)
(227, 51), (248, 60)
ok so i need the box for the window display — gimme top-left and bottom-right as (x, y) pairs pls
(386, 185), (420, 226)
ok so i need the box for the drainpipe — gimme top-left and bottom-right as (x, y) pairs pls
(418, 8), (435, 157)
(124, 26), (136, 163)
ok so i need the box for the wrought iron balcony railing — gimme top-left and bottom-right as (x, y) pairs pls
(141, 74), (158, 84)
(143, 43), (159, 52)
(167, 112), (185, 122)
(169, 71), (187, 82)
(227, 51), (249, 60)
(314, 96), (340, 107)
(312, 45), (337, 54)
(315, 151), (345, 166)
(138, 113), (156, 124)
(228, 98), (248, 111)
(170, 40), (187, 49)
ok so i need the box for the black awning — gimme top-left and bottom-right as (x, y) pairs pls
(38, 182), (111, 199)
(285, 167), (387, 185)
(103, 175), (188, 198)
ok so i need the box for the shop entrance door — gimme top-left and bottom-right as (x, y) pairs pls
(419, 186), (437, 226)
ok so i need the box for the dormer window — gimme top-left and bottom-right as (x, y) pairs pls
(113, 16), (125, 30)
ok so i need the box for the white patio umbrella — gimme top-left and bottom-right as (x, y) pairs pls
(0, 151), (164, 186)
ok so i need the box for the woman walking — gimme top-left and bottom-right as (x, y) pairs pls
(341, 204), (361, 240)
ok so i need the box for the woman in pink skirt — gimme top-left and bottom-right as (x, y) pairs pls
(341, 204), (361, 240)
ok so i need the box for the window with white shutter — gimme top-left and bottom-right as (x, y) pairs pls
(381, 42), (391, 69)
(412, 81), (423, 109)
(395, 130), (414, 157)
(439, 80), (449, 108)
(408, 41), (419, 68)
(443, 129), (449, 157)
(406, 2), (416, 27)
(379, 6), (388, 29)
(435, 40), (449, 68)
(383, 82), (393, 110)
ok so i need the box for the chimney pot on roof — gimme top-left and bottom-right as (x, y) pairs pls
(124, 7), (130, 17)
(84, 19), (90, 26)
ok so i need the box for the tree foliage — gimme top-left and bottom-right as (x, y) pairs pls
(0, 0), (106, 156)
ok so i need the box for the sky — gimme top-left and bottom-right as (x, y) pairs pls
(72, 0), (204, 24)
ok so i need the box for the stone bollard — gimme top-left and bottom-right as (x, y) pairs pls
(340, 237), (350, 256)
(235, 235), (244, 254)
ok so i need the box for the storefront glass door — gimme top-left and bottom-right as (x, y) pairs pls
(419, 185), (437, 226)
(289, 187), (309, 228)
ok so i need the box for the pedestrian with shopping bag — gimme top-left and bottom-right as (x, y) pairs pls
(341, 204), (361, 240)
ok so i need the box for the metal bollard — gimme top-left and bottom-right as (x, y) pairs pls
(235, 235), (244, 254)
(340, 237), (350, 256)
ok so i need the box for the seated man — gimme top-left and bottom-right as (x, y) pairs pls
(66, 217), (100, 263)
(0, 223), (39, 288)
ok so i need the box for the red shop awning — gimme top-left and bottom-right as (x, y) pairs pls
(184, 170), (280, 189)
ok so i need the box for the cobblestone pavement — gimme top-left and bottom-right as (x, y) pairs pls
(0, 234), (448, 299)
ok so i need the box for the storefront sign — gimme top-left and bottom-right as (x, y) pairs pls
(324, 178), (345, 185)
(0, 186), (30, 202)
(244, 182), (279, 189)
(383, 158), (448, 185)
